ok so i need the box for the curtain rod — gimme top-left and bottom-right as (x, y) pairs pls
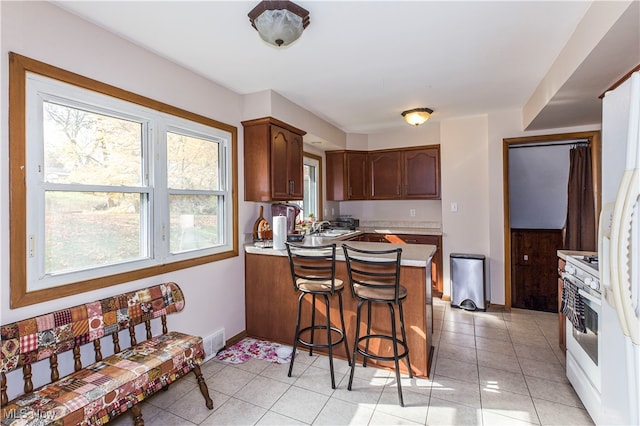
(509, 140), (589, 149)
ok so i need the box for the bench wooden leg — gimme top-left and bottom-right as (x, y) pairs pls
(131, 404), (144, 426)
(192, 364), (214, 409)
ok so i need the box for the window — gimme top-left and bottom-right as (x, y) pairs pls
(293, 152), (323, 221)
(9, 53), (238, 307)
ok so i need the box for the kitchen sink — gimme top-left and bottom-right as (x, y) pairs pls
(312, 229), (357, 238)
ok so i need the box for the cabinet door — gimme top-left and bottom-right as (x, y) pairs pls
(347, 152), (368, 200)
(403, 147), (440, 199)
(270, 125), (303, 201)
(287, 131), (304, 200)
(362, 233), (389, 243)
(326, 151), (346, 201)
(369, 151), (402, 199)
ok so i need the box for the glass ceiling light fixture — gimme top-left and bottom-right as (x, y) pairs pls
(248, 1), (310, 47)
(401, 108), (434, 126)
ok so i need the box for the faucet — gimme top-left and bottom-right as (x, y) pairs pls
(311, 220), (331, 234)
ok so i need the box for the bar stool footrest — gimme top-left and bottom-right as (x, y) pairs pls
(298, 325), (346, 350)
(355, 334), (410, 363)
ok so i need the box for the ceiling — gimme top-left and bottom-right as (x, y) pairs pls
(53, 1), (639, 135)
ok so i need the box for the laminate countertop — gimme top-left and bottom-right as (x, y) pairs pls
(244, 239), (436, 268)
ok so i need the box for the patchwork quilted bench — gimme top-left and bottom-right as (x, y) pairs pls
(1, 282), (213, 425)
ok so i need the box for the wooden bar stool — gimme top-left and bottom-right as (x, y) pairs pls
(286, 242), (351, 389)
(342, 244), (413, 406)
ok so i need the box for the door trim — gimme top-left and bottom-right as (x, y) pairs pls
(502, 131), (601, 310)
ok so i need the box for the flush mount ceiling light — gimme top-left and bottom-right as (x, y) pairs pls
(401, 108), (434, 126)
(248, 0), (310, 47)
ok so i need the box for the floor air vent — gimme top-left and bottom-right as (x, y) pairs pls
(202, 328), (225, 362)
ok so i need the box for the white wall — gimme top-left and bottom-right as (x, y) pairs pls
(339, 200), (442, 223)
(339, 120), (443, 224)
(336, 115), (597, 306)
(346, 133), (368, 150)
(440, 115), (491, 298)
(1, 1), (254, 398)
(523, 0), (633, 128)
(486, 108), (600, 305)
(366, 122), (441, 151)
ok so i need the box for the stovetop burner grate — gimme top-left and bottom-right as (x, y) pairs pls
(567, 254), (599, 275)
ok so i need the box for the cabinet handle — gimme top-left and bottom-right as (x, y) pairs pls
(397, 185), (400, 195)
(289, 180), (294, 195)
(349, 187), (352, 197)
(406, 239), (417, 243)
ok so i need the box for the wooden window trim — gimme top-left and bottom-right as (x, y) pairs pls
(9, 52), (239, 308)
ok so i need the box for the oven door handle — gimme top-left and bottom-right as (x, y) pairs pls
(578, 288), (602, 307)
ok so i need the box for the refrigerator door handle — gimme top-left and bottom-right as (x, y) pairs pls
(609, 169), (633, 338)
(612, 167), (639, 344)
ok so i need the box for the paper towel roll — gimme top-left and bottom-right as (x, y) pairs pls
(273, 215), (287, 250)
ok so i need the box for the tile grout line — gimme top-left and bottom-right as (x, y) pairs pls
(140, 300), (591, 426)
(510, 312), (543, 426)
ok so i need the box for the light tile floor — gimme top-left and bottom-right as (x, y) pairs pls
(111, 298), (594, 425)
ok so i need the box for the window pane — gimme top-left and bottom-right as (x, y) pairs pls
(169, 194), (220, 253)
(301, 162), (318, 219)
(167, 132), (219, 190)
(45, 191), (147, 274)
(43, 102), (142, 186)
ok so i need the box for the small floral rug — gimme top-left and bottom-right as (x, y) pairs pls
(216, 337), (292, 364)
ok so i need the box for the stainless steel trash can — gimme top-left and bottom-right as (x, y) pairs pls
(450, 253), (487, 311)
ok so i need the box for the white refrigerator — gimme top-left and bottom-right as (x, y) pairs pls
(599, 70), (640, 425)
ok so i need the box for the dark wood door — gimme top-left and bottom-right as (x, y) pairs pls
(346, 152), (368, 199)
(403, 147), (440, 199)
(511, 229), (563, 312)
(369, 151), (401, 199)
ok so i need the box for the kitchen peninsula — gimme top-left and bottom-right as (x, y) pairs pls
(245, 239), (436, 377)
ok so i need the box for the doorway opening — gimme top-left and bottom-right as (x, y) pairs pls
(502, 131), (601, 311)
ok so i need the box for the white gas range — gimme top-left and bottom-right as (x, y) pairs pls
(562, 253), (601, 423)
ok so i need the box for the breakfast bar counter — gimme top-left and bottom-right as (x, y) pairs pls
(244, 240), (436, 377)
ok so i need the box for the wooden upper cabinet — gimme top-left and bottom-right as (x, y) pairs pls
(403, 147), (440, 199)
(347, 152), (368, 200)
(326, 151), (367, 200)
(326, 145), (440, 201)
(242, 117), (306, 202)
(270, 124), (303, 200)
(325, 151), (346, 201)
(369, 151), (401, 199)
